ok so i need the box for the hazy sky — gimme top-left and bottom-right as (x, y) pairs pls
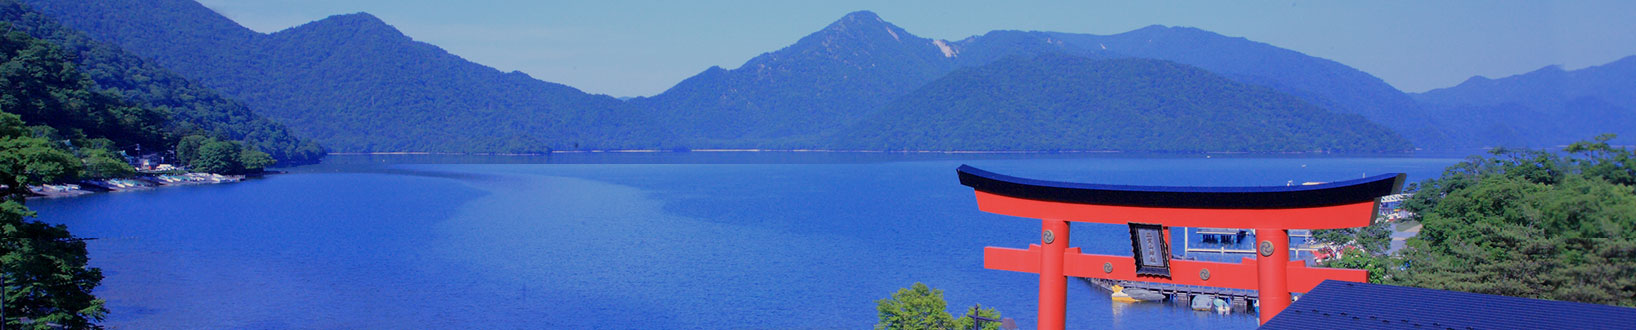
(195, 0), (1636, 98)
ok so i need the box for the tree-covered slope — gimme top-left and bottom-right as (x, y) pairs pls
(0, 24), (167, 150)
(638, 13), (1433, 151)
(0, 0), (322, 163)
(835, 54), (1411, 152)
(1316, 137), (1636, 307)
(244, 13), (672, 152)
(1414, 56), (1636, 148)
(631, 11), (954, 146)
(23, 0), (672, 153)
(945, 27), (1453, 149)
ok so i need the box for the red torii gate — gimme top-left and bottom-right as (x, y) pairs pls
(956, 165), (1404, 327)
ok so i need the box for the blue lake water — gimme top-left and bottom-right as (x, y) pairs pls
(29, 153), (1464, 329)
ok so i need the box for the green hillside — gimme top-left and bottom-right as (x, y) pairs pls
(835, 54), (1412, 152)
(23, 0), (673, 153)
(0, 0), (322, 163)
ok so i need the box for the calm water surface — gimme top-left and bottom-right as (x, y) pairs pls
(29, 153), (1463, 329)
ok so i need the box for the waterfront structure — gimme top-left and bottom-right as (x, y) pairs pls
(956, 165), (1403, 326)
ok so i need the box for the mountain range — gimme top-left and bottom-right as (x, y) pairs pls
(834, 54), (1407, 152)
(20, 0), (672, 153)
(633, 11), (1435, 150)
(15, 1), (1633, 154)
(1415, 56), (1636, 148)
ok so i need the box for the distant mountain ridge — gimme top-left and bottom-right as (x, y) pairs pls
(24, 0), (673, 153)
(1037, 27), (1454, 149)
(835, 54), (1411, 152)
(1414, 56), (1636, 148)
(30, 4), (1625, 154)
(632, 11), (954, 146)
(636, 11), (1447, 150)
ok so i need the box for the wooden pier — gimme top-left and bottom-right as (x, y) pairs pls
(1084, 277), (1258, 313)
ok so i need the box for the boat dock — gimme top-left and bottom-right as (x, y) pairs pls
(1085, 277), (1259, 313)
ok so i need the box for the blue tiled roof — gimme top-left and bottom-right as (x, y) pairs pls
(956, 165), (1405, 209)
(1262, 280), (1636, 329)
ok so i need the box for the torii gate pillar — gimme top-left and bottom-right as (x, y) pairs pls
(958, 165), (1404, 328)
(1039, 219), (1069, 329)
(1255, 228), (1289, 324)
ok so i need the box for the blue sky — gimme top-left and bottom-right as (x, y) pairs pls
(196, 0), (1636, 98)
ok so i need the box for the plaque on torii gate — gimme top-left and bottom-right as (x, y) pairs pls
(956, 165), (1404, 327)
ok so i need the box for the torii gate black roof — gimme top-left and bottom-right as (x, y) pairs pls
(1262, 280), (1636, 329)
(956, 165), (1405, 209)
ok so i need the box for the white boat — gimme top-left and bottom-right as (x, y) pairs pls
(1190, 295), (1214, 311)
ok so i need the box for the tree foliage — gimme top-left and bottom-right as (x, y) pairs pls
(0, 25), (167, 153)
(0, 201), (105, 329)
(0, 0), (324, 164)
(952, 303), (1003, 330)
(75, 147), (129, 180)
(190, 138), (240, 175)
(1331, 135), (1636, 307)
(875, 283), (1003, 330)
(173, 135), (206, 169)
(0, 113), (104, 328)
(238, 148), (274, 172)
(18, 0), (670, 154)
(875, 282), (954, 330)
(0, 135), (77, 201)
(836, 54), (1413, 152)
(175, 135), (271, 174)
(1313, 221), (1392, 256)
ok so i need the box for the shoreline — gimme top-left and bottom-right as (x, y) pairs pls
(27, 172), (255, 200)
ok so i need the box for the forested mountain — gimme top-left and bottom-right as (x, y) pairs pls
(835, 54), (1411, 152)
(631, 11), (955, 146)
(0, 24), (167, 150)
(23, 0), (673, 153)
(43, 2), (1575, 153)
(0, 0), (322, 163)
(972, 27), (1453, 149)
(1414, 56), (1636, 148)
(638, 11), (1437, 150)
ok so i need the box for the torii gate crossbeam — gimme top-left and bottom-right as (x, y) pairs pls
(957, 165), (1404, 327)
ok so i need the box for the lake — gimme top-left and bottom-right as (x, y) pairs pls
(29, 152), (1465, 329)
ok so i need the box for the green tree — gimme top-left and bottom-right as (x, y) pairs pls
(0, 201), (106, 329)
(0, 137), (80, 201)
(1566, 134), (1635, 186)
(174, 135), (207, 167)
(952, 303), (1003, 330)
(1313, 221), (1392, 256)
(1332, 136), (1636, 307)
(0, 115), (24, 140)
(78, 148), (132, 180)
(75, 139), (114, 153)
(238, 148), (275, 173)
(189, 139), (241, 174)
(0, 113), (105, 328)
(1322, 253), (1393, 284)
(875, 282), (954, 330)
